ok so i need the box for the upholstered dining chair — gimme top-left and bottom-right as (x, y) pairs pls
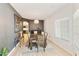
(37, 32), (48, 52)
(19, 31), (29, 47)
(28, 31), (38, 52)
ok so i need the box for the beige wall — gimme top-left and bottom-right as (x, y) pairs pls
(0, 3), (20, 52)
(44, 4), (74, 52)
(44, 4), (79, 54)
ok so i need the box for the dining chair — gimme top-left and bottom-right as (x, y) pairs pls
(28, 32), (38, 52)
(37, 32), (48, 52)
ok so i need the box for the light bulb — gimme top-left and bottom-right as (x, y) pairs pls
(34, 20), (39, 24)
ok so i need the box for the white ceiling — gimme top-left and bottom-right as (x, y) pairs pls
(10, 3), (66, 20)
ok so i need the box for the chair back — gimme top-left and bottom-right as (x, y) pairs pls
(37, 32), (48, 48)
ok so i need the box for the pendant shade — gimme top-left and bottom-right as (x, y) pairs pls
(34, 20), (39, 24)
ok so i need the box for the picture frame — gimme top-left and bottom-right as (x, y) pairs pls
(14, 14), (23, 33)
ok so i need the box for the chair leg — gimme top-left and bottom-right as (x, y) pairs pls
(30, 44), (32, 50)
(36, 43), (38, 52)
(43, 48), (45, 52)
(30, 47), (32, 50)
(28, 42), (30, 48)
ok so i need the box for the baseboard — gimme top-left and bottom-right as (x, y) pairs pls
(7, 42), (20, 56)
(48, 39), (75, 56)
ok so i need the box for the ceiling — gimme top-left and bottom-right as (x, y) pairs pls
(10, 3), (66, 20)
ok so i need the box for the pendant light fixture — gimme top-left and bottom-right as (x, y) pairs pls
(34, 20), (39, 24)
